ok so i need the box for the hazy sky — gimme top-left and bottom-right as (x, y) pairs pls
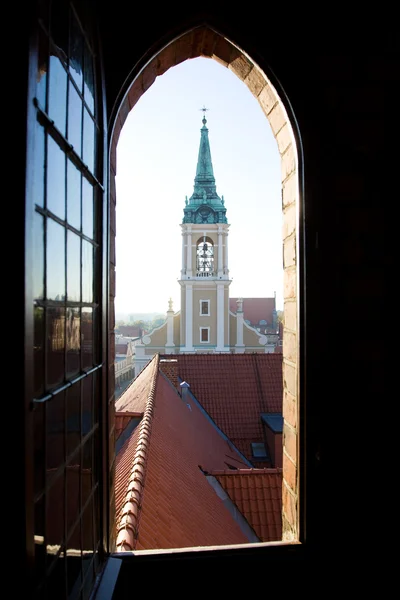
(115, 57), (283, 316)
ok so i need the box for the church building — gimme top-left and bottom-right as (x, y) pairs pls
(135, 113), (275, 374)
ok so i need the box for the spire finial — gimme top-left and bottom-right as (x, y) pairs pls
(199, 105), (209, 125)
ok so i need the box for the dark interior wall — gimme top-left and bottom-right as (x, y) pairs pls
(14, 3), (392, 577)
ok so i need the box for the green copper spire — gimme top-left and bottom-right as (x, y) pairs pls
(182, 109), (228, 224)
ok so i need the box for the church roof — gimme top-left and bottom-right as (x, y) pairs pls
(229, 297), (277, 327)
(182, 112), (228, 224)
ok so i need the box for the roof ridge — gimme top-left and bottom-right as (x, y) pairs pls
(115, 354), (159, 551)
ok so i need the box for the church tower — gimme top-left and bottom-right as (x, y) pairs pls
(179, 111), (231, 352)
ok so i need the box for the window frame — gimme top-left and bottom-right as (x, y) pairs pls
(199, 299), (210, 316)
(199, 326), (210, 343)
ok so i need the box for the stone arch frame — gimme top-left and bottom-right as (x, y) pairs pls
(109, 25), (303, 544)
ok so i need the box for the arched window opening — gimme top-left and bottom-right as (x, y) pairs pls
(196, 236), (214, 276)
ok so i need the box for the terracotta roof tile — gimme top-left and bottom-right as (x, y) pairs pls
(211, 469), (283, 541)
(114, 356), (159, 549)
(117, 326), (142, 338)
(115, 343), (128, 355)
(115, 359), (155, 413)
(170, 354), (282, 464)
(229, 297), (276, 326)
(115, 357), (253, 551)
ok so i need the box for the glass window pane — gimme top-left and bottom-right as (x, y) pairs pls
(33, 122), (45, 208)
(47, 306), (65, 389)
(82, 241), (93, 303)
(36, 26), (48, 109)
(33, 212), (44, 300)
(69, 11), (83, 92)
(82, 177), (93, 239)
(48, 52), (67, 136)
(66, 307), (80, 378)
(66, 382), (81, 459)
(67, 231), (80, 302)
(82, 496), (94, 555)
(66, 465), (81, 543)
(46, 472), (65, 549)
(67, 159), (81, 230)
(34, 403), (45, 496)
(47, 137), (66, 220)
(47, 390), (65, 473)
(81, 308), (93, 370)
(47, 219), (65, 301)
(34, 496), (46, 591)
(66, 535), (82, 597)
(68, 81), (82, 156)
(83, 108), (95, 174)
(82, 374), (93, 437)
(34, 306), (45, 399)
(84, 42), (95, 115)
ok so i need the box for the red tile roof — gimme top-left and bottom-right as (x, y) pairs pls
(115, 343), (128, 355)
(115, 413), (143, 440)
(229, 297), (276, 326)
(117, 326), (142, 338)
(211, 468), (282, 541)
(115, 355), (254, 551)
(171, 354), (283, 464)
(115, 359), (155, 413)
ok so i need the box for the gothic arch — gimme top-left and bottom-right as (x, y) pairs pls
(109, 25), (303, 543)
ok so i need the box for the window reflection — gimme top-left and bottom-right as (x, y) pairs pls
(83, 108), (95, 174)
(68, 81), (82, 156)
(33, 212), (44, 300)
(81, 308), (93, 370)
(34, 306), (45, 399)
(47, 219), (65, 301)
(67, 159), (81, 231)
(46, 307), (65, 389)
(82, 177), (93, 239)
(69, 12), (83, 92)
(82, 241), (93, 303)
(46, 472), (65, 549)
(34, 403), (45, 496)
(47, 137), (66, 220)
(46, 390), (65, 472)
(66, 382), (81, 459)
(67, 230), (80, 302)
(82, 375), (93, 436)
(36, 26), (48, 109)
(48, 54), (67, 136)
(84, 42), (95, 115)
(33, 122), (45, 208)
(66, 307), (80, 378)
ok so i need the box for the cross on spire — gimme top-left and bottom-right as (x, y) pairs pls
(199, 105), (209, 125)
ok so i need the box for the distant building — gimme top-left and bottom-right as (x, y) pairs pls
(134, 115), (278, 375)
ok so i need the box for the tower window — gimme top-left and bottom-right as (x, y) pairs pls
(196, 237), (214, 274)
(200, 300), (210, 316)
(200, 327), (210, 343)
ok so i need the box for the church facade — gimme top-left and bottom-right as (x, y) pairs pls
(135, 113), (275, 374)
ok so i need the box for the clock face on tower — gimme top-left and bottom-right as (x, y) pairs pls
(197, 238), (214, 274)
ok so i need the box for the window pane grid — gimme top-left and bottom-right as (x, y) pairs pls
(31, 3), (105, 595)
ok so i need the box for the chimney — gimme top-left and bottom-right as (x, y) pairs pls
(159, 358), (178, 388)
(179, 381), (190, 401)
